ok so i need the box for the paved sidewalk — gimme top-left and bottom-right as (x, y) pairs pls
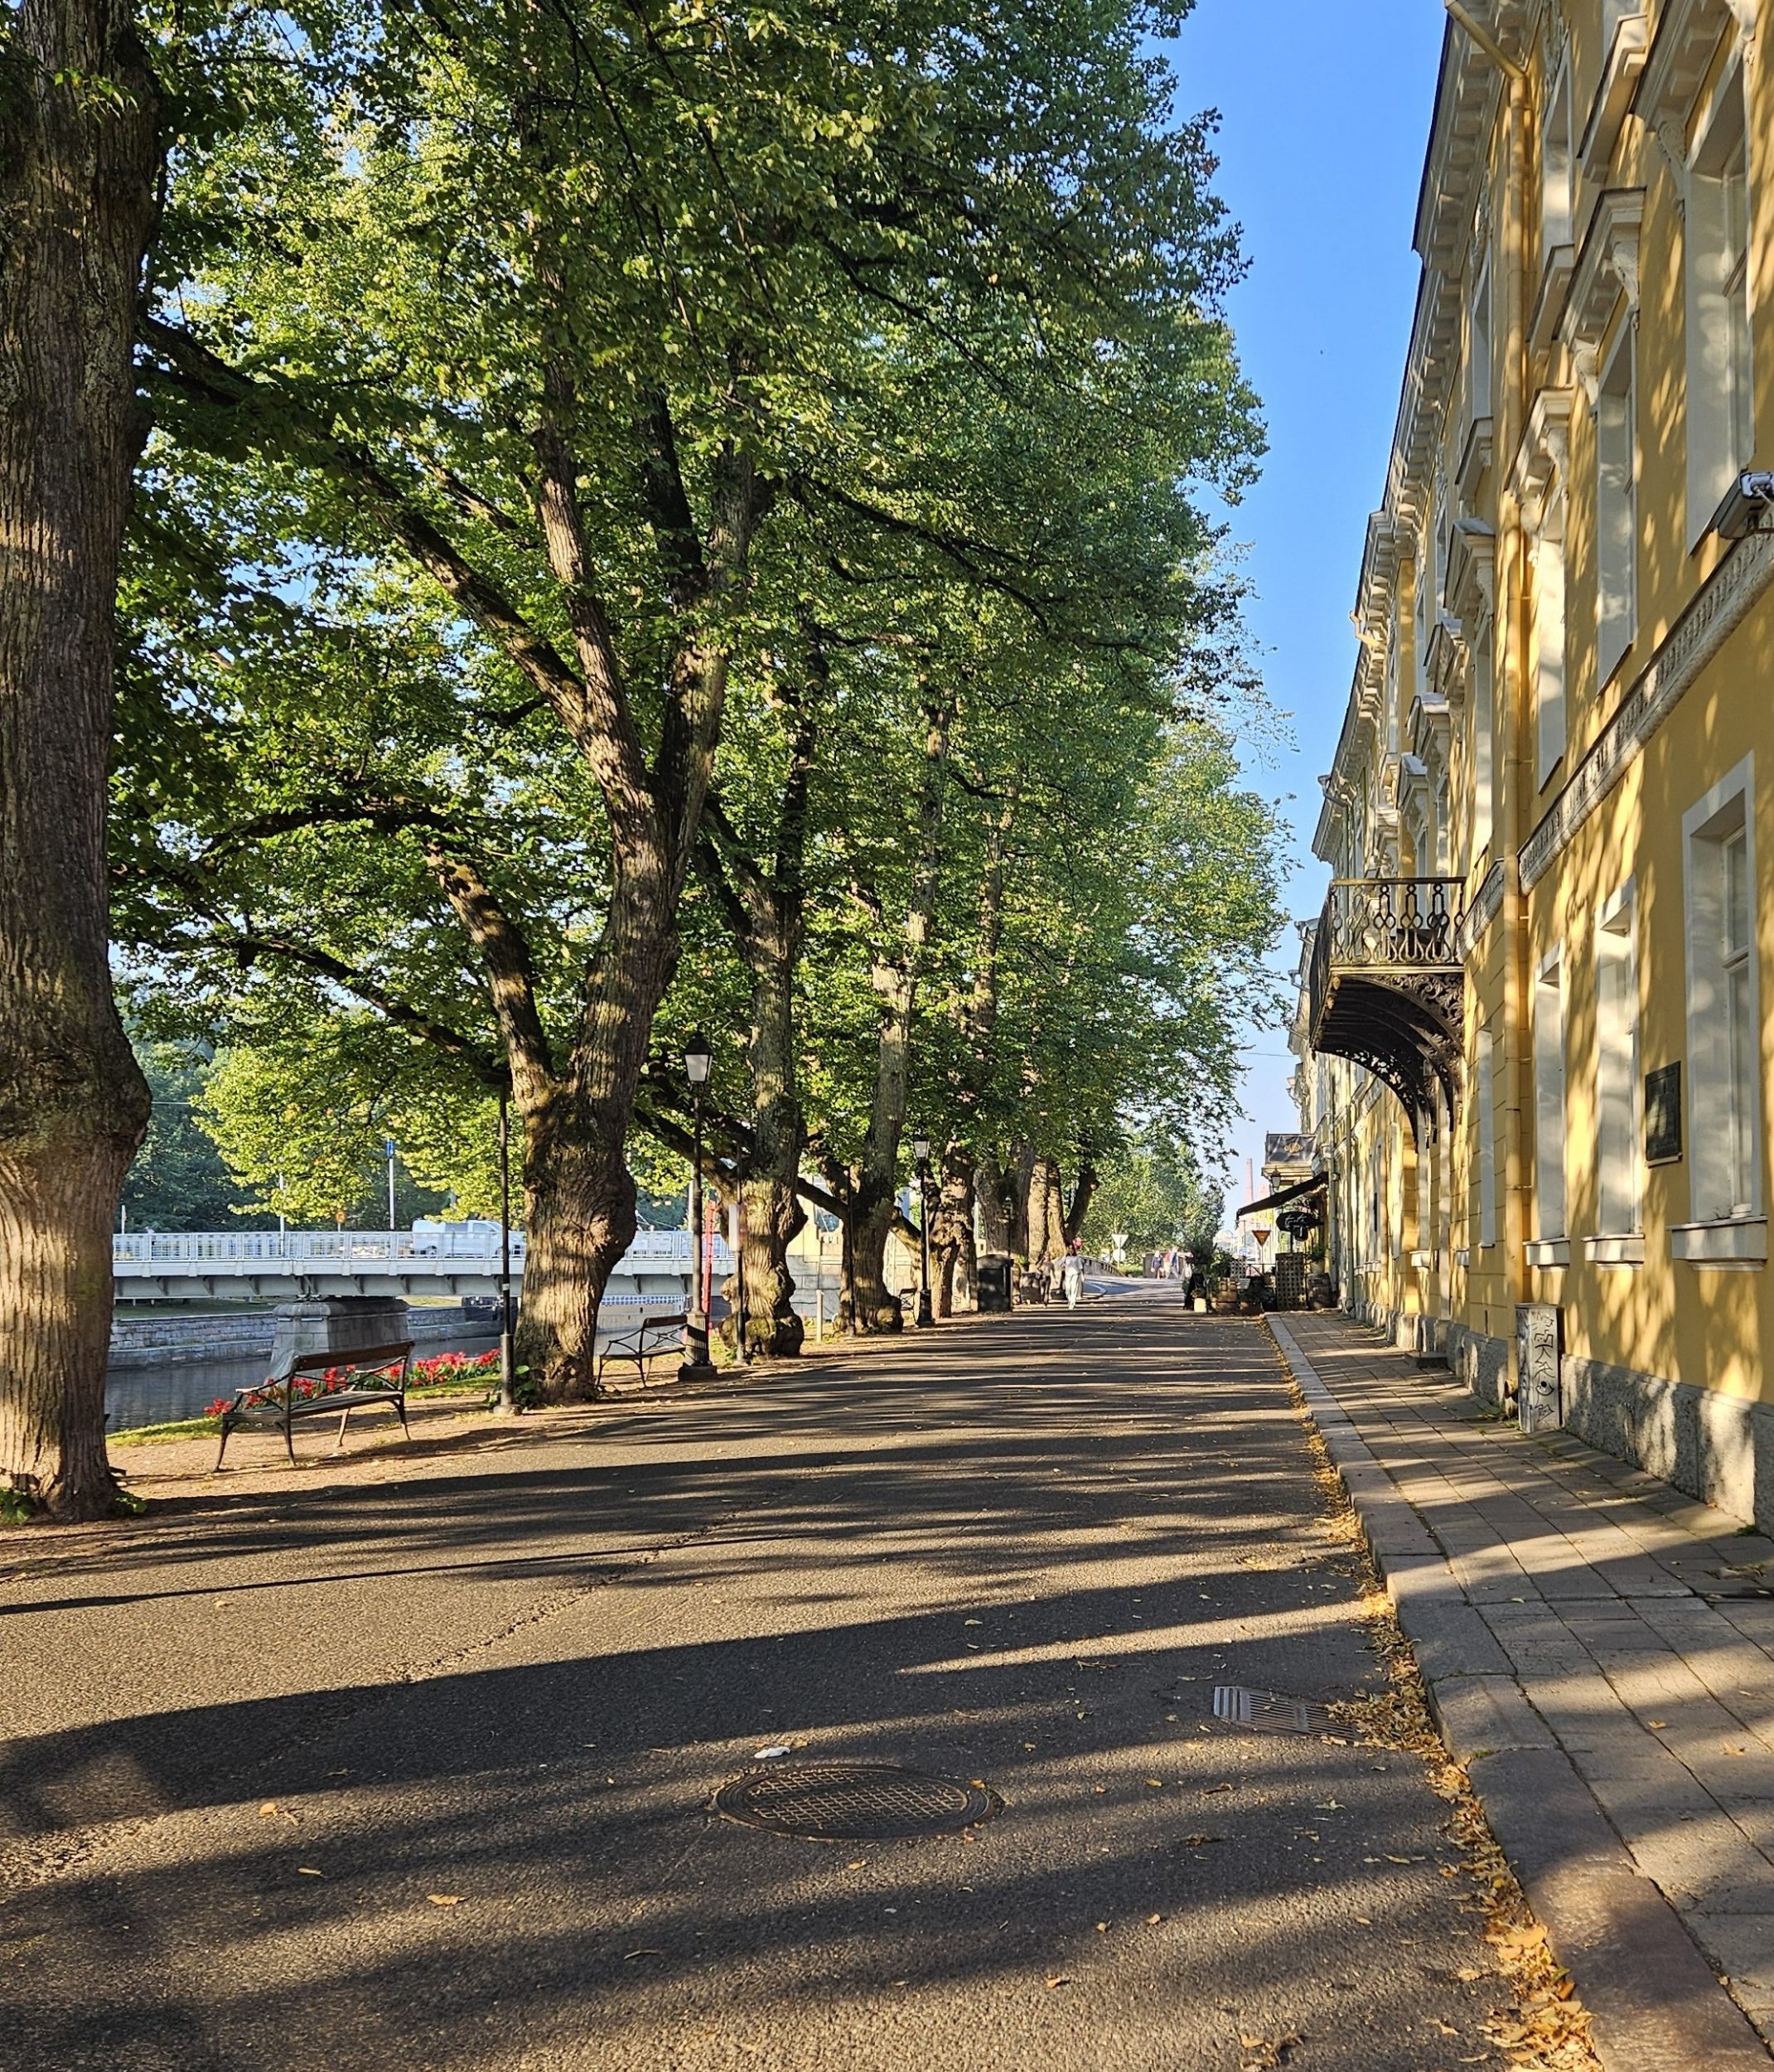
(1272, 1313), (1774, 2072)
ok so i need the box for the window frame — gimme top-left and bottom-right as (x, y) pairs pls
(1683, 754), (1762, 1225)
(1596, 325), (1638, 688)
(1533, 949), (1569, 1242)
(1685, 61), (1755, 543)
(1595, 881), (1641, 1238)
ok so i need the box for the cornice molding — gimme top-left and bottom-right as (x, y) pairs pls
(1511, 386), (1575, 533)
(1578, 12), (1651, 186)
(1558, 188), (1646, 394)
(1457, 858), (1510, 959)
(1520, 526), (1774, 890)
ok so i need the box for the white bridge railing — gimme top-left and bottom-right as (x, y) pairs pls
(114, 1228), (732, 1274)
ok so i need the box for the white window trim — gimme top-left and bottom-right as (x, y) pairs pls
(1682, 753), (1762, 1227)
(1534, 946), (1569, 1241)
(1684, 59), (1755, 546)
(1532, 493), (1568, 787)
(1594, 878), (1641, 1239)
(1477, 1024), (1498, 1250)
(1595, 326), (1638, 689)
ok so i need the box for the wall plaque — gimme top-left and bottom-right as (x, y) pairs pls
(1645, 1062), (1683, 1164)
(1515, 1304), (1563, 1434)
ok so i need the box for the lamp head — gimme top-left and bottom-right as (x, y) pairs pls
(683, 1031), (713, 1086)
(911, 1130), (931, 1164)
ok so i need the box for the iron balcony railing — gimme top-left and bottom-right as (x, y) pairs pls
(1308, 877), (1464, 1038)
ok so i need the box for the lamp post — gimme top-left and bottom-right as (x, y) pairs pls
(495, 1089), (517, 1417)
(679, 1033), (718, 1381)
(911, 1130), (935, 1328)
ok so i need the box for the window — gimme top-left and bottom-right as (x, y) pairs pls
(1472, 620), (1495, 860)
(1534, 953), (1568, 1240)
(1471, 256), (1493, 424)
(1687, 67), (1754, 535)
(1542, 59), (1574, 262)
(1532, 495), (1567, 783)
(1477, 1024), (1498, 1248)
(1596, 886), (1640, 1235)
(1596, 330), (1637, 686)
(1684, 758), (1762, 1222)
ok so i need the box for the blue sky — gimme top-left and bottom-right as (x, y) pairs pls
(1163, 0), (1449, 1216)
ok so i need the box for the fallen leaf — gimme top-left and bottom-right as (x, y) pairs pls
(428, 1895), (464, 1907)
(297, 1866), (324, 1877)
(624, 1949), (664, 1960)
(1456, 1967), (1482, 1982)
(1355, 1915), (1371, 1925)
(1182, 1834), (1223, 1847)
(1147, 1914), (1163, 1924)
(1647, 1719), (1668, 1731)
(754, 1745), (790, 1760)
(259, 1803), (278, 1818)
(1146, 1778), (1164, 1789)
(1044, 1975), (1071, 1989)
(845, 1861), (866, 1871)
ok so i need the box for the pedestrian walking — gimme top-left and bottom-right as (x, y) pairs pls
(1060, 1245), (1083, 1310)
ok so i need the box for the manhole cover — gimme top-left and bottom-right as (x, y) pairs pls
(1212, 1686), (1337, 1736)
(712, 1763), (1001, 1840)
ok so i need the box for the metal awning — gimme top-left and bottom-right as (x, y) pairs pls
(1236, 1173), (1327, 1220)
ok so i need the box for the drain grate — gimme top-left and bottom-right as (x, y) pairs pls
(712, 1763), (1001, 1840)
(1211, 1686), (1337, 1736)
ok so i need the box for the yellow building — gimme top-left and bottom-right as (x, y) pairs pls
(1303, 0), (1774, 1530)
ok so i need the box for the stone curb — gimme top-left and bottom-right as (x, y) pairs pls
(1267, 1317), (1772, 2072)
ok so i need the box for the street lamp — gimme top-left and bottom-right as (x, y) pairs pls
(911, 1129), (935, 1328)
(679, 1033), (718, 1381)
(495, 1088), (518, 1417)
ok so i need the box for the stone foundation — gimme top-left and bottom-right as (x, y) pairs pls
(1435, 1326), (1774, 1536)
(1447, 1323), (1512, 1411)
(1563, 1353), (1774, 1531)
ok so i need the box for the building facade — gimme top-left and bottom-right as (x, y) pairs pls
(1301, 0), (1774, 1531)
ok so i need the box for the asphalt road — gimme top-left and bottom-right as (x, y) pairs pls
(3, 1298), (1504, 2071)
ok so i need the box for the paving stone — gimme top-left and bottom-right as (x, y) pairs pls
(1427, 1674), (1558, 1762)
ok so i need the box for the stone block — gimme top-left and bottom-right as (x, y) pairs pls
(271, 1296), (411, 1369)
(1428, 1673), (1557, 1762)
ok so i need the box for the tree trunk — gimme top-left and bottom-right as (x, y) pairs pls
(740, 1172), (805, 1358)
(1065, 1163), (1100, 1248)
(1009, 1142), (1037, 1259)
(932, 1149), (976, 1316)
(510, 854), (684, 1401)
(976, 1149), (1011, 1257)
(847, 690), (954, 1331)
(0, 0), (160, 1517)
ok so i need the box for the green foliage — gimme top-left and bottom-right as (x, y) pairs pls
(120, 1037), (273, 1231)
(112, 0), (1285, 1274)
(194, 1039), (458, 1227)
(1079, 1137), (1224, 1256)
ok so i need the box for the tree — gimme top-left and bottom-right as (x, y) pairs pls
(121, 0), (1261, 1392)
(119, 1038), (272, 1232)
(1, 0), (161, 1515)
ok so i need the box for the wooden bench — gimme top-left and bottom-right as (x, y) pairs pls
(596, 1311), (687, 1389)
(213, 1341), (415, 1470)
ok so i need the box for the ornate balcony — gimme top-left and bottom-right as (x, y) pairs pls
(1308, 879), (1465, 1128)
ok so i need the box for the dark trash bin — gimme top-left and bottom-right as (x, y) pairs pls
(977, 1254), (1013, 1313)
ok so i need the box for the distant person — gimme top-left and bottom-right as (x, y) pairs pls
(1060, 1245), (1083, 1310)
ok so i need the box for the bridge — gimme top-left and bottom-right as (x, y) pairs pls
(112, 1228), (733, 1305)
